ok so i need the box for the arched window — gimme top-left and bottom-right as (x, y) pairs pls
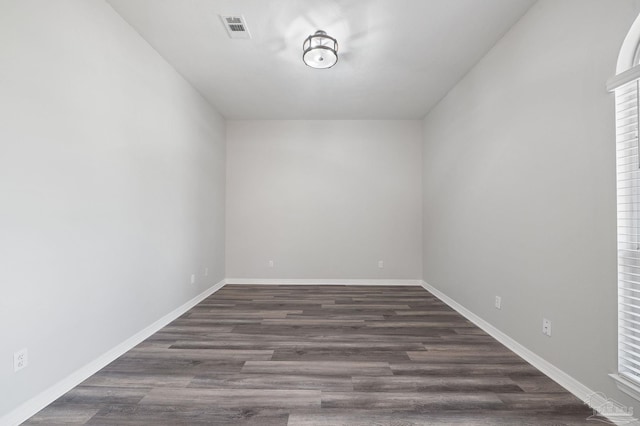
(633, 42), (640, 67)
(609, 14), (640, 400)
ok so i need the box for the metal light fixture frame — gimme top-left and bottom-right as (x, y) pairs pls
(302, 30), (339, 69)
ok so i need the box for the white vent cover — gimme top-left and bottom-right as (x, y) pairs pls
(220, 15), (251, 39)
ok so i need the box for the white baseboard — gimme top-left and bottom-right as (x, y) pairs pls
(1, 279), (226, 426)
(225, 278), (422, 286)
(419, 280), (635, 424)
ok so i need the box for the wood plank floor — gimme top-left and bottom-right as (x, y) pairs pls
(24, 285), (596, 425)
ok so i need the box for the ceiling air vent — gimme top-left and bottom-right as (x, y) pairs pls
(220, 15), (251, 39)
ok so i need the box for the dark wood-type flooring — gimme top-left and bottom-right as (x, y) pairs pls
(25, 285), (596, 425)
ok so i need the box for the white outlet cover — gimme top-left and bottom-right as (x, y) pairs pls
(14, 348), (28, 372)
(191, 274), (195, 284)
(495, 296), (501, 309)
(268, 260), (274, 268)
(542, 318), (552, 336)
(378, 261), (384, 268)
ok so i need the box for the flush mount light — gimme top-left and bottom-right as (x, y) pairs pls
(302, 30), (338, 69)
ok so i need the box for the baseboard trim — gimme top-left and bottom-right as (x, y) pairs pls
(419, 280), (618, 422)
(225, 278), (422, 286)
(1, 279), (226, 426)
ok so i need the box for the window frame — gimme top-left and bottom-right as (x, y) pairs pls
(609, 13), (640, 402)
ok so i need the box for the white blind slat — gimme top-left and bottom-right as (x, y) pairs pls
(616, 78), (640, 383)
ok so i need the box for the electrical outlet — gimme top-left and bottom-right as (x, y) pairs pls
(268, 260), (274, 268)
(378, 260), (384, 268)
(494, 296), (502, 309)
(190, 274), (195, 284)
(14, 348), (28, 372)
(542, 318), (552, 337)
(205, 267), (209, 277)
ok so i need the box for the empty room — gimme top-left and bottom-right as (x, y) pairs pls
(3, 0), (640, 424)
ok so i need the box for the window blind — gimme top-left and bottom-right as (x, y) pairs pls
(617, 78), (640, 382)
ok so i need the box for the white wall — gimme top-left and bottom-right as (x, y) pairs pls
(422, 0), (640, 413)
(226, 120), (422, 280)
(0, 0), (225, 418)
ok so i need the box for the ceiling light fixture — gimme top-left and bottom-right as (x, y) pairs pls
(302, 30), (338, 69)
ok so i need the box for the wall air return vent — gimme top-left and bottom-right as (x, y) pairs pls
(220, 15), (251, 39)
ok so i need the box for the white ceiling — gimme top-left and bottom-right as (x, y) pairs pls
(106, 0), (536, 119)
